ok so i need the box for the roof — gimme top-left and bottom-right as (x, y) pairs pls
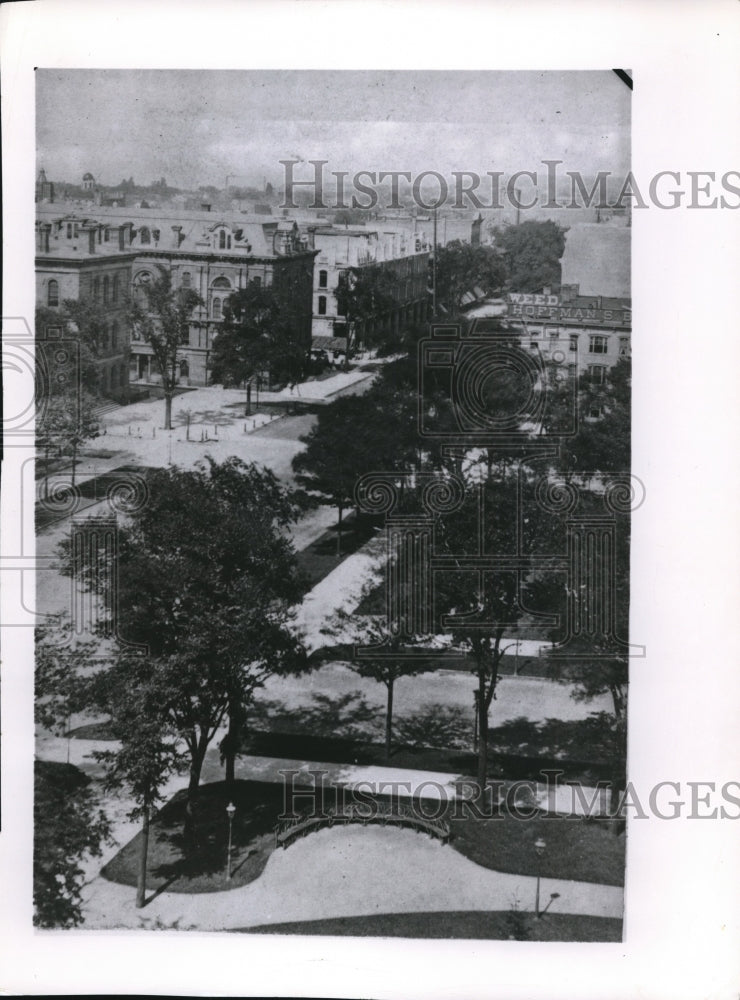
(36, 203), (315, 260)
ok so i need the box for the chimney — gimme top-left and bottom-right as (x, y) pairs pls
(171, 225), (183, 248)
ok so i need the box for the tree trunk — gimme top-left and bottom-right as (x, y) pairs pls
(183, 750), (205, 850)
(224, 708), (240, 789)
(164, 392), (173, 431)
(476, 669), (488, 790)
(135, 805), (150, 908)
(336, 504), (343, 556)
(385, 677), (394, 761)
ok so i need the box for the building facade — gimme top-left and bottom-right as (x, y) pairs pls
(35, 215), (136, 398)
(36, 204), (317, 392)
(308, 223), (430, 354)
(505, 285), (631, 383)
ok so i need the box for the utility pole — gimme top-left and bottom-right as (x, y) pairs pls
(432, 207), (437, 317)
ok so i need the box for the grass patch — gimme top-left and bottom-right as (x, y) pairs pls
(240, 910), (622, 941)
(448, 806), (625, 886)
(102, 780), (282, 895)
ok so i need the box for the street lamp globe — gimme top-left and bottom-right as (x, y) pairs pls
(226, 801), (236, 820)
(534, 836), (546, 856)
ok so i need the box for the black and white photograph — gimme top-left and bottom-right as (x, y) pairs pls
(2, 2), (739, 998)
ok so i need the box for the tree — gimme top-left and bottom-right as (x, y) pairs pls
(434, 470), (556, 790)
(37, 389), (100, 488)
(89, 665), (183, 907)
(293, 388), (417, 554)
(494, 220), (568, 293)
(34, 760), (111, 927)
(59, 458), (308, 847)
(433, 240), (506, 315)
(209, 283), (308, 405)
(130, 266), (203, 429)
(335, 264), (398, 356)
(331, 611), (424, 760)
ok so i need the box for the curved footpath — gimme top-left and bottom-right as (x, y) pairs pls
(80, 823), (623, 932)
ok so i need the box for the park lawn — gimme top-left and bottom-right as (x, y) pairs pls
(102, 778), (624, 896)
(102, 780), (282, 895)
(240, 910), (623, 941)
(446, 806), (625, 887)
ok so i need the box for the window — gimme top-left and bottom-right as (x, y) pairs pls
(111, 321), (118, 350)
(152, 230), (160, 243)
(546, 327), (558, 340)
(100, 325), (110, 351)
(212, 297), (222, 319)
(134, 272), (152, 306)
(47, 280), (59, 307)
(73, 224), (79, 239)
(112, 274), (119, 303)
(181, 271), (192, 288)
(529, 339), (538, 351)
(66, 223), (72, 239)
(252, 276), (261, 289)
(569, 334), (578, 352)
(212, 276), (231, 289)
(619, 337), (630, 356)
(318, 295), (327, 316)
(587, 364), (607, 385)
(104, 227), (110, 243)
(140, 227), (151, 245)
(93, 277), (101, 301)
(180, 358), (190, 378)
(589, 335), (608, 354)
(103, 275), (110, 304)
(318, 269), (328, 289)
(219, 229), (226, 249)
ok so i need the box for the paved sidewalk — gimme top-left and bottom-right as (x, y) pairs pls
(78, 823), (624, 931)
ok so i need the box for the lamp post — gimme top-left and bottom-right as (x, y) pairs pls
(534, 836), (546, 917)
(225, 801), (236, 882)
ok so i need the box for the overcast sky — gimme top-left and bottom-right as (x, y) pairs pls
(36, 69), (630, 190)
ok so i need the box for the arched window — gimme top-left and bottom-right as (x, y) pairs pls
(319, 269), (328, 289)
(112, 274), (119, 303)
(47, 279), (59, 307)
(181, 271), (192, 288)
(318, 295), (327, 316)
(111, 321), (119, 349)
(212, 276), (231, 289)
(180, 358), (190, 377)
(103, 275), (110, 304)
(212, 297), (222, 319)
(140, 227), (151, 245)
